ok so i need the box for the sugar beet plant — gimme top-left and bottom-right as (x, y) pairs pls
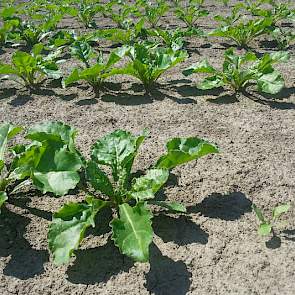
(210, 16), (273, 48)
(0, 44), (62, 88)
(115, 43), (188, 93)
(173, 0), (209, 29)
(63, 40), (128, 95)
(48, 129), (218, 264)
(252, 203), (290, 237)
(183, 48), (289, 94)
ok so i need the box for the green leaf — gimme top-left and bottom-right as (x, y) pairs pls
(149, 200), (187, 213)
(32, 171), (80, 196)
(257, 71), (284, 94)
(155, 137), (219, 170)
(130, 169), (169, 201)
(86, 160), (114, 197)
(252, 204), (265, 223)
(23, 122), (83, 196)
(182, 60), (217, 76)
(26, 121), (77, 151)
(0, 123), (22, 162)
(111, 202), (153, 262)
(48, 197), (108, 265)
(272, 204), (290, 220)
(258, 223), (272, 236)
(0, 191), (8, 212)
(0, 64), (18, 75)
(197, 75), (225, 90)
(91, 130), (147, 184)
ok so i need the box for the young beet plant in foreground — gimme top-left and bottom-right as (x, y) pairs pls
(48, 130), (218, 265)
(252, 203), (290, 236)
(0, 44), (62, 88)
(183, 48), (289, 95)
(115, 43), (188, 94)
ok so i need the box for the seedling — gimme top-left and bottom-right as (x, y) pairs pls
(183, 48), (289, 95)
(252, 203), (290, 236)
(48, 129), (218, 265)
(210, 17), (273, 48)
(63, 45), (128, 95)
(147, 27), (205, 51)
(173, 0), (209, 28)
(0, 43), (62, 88)
(137, 0), (169, 28)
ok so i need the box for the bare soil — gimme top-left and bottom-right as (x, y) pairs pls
(0, 1), (295, 294)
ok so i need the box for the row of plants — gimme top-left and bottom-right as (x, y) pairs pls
(0, 121), (290, 266)
(0, 40), (289, 95)
(0, 0), (294, 50)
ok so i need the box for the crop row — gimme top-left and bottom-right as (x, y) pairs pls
(0, 0), (294, 97)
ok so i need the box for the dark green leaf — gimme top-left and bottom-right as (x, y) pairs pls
(111, 202), (153, 262)
(130, 168), (169, 201)
(156, 137), (219, 170)
(48, 197), (108, 265)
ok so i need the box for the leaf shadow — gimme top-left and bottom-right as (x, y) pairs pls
(172, 84), (224, 98)
(0, 88), (17, 100)
(207, 93), (238, 104)
(9, 94), (32, 107)
(282, 229), (295, 242)
(8, 195), (52, 221)
(243, 89), (295, 110)
(66, 239), (133, 285)
(265, 235), (281, 249)
(153, 214), (209, 246)
(0, 207), (49, 280)
(145, 243), (191, 295)
(187, 191), (252, 221)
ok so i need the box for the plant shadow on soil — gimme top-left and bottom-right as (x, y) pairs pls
(101, 83), (197, 106)
(187, 191), (252, 221)
(66, 206), (195, 294)
(0, 206), (49, 280)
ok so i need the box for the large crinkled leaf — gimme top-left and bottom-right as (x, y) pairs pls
(0, 123), (22, 161)
(91, 129), (147, 183)
(257, 71), (284, 94)
(20, 121), (83, 195)
(0, 191), (8, 212)
(86, 160), (114, 197)
(130, 169), (169, 201)
(48, 196), (108, 265)
(111, 202), (153, 262)
(26, 121), (78, 151)
(155, 137), (219, 170)
(33, 171), (80, 196)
